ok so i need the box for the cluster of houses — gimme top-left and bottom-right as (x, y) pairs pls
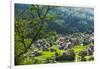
(24, 33), (94, 62)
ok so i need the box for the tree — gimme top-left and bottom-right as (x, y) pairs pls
(15, 5), (50, 65)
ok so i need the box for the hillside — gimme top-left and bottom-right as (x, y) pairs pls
(15, 4), (94, 34)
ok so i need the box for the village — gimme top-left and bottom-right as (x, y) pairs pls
(22, 33), (94, 64)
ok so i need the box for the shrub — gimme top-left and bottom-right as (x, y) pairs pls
(55, 50), (75, 61)
(50, 48), (56, 52)
(79, 50), (88, 61)
(88, 56), (94, 61)
(33, 58), (40, 64)
(81, 56), (87, 61)
(79, 50), (87, 56)
(83, 39), (90, 45)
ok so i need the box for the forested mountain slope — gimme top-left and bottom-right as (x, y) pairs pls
(15, 4), (94, 34)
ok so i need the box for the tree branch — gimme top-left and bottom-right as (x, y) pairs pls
(16, 6), (50, 57)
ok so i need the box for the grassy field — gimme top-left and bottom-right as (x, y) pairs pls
(33, 45), (89, 64)
(17, 44), (93, 65)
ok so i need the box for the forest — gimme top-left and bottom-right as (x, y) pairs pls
(15, 4), (94, 65)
